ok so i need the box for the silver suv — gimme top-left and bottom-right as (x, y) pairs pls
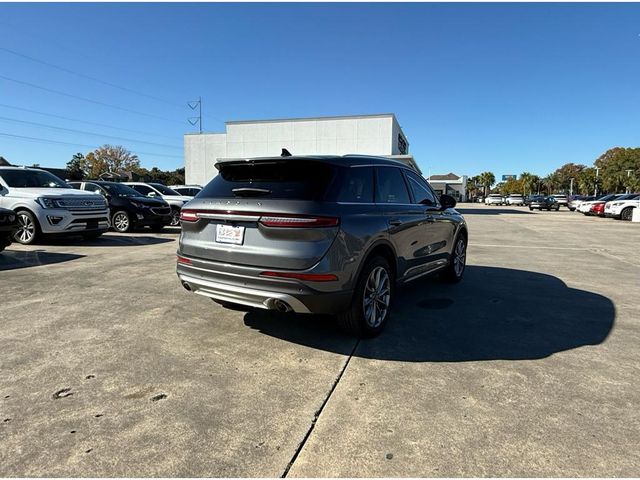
(0, 166), (110, 244)
(176, 155), (468, 337)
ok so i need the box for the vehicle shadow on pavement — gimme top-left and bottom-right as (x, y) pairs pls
(0, 250), (85, 271)
(244, 266), (615, 362)
(45, 235), (175, 247)
(456, 208), (534, 215)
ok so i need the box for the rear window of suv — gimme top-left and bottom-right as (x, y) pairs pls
(200, 160), (335, 201)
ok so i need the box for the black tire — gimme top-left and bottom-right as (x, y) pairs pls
(13, 210), (40, 245)
(441, 233), (467, 284)
(170, 207), (181, 227)
(556, 207), (560, 211)
(621, 207), (634, 221)
(529, 206), (533, 211)
(112, 210), (132, 233)
(336, 256), (393, 338)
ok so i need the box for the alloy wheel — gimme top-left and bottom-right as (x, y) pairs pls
(362, 266), (391, 328)
(16, 213), (35, 244)
(170, 210), (180, 226)
(453, 237), (466, 277)
(113, 212), (129, 232)
(621, 208), (633, 221)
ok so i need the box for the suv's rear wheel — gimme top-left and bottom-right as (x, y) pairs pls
(337, 256), (392, 338)
(441, 234), (467, 283)
(13, 210), (39, 245)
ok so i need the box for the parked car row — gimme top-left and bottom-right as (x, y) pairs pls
(574, 193), (639, 220)
(0, 165), (201, 246)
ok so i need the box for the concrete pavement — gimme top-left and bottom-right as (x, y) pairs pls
(1, 205), (638, 476)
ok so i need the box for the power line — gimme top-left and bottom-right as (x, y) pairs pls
(0, 115), (182, 149)
(0, 74), (185, 125)
(0, 46), (186, 109)
(0, 103), (179, 140)
(0, 44), (226, 124)
(0, 132), (183, 159)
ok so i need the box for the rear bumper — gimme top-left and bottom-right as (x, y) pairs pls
(176, 258), (352, 315)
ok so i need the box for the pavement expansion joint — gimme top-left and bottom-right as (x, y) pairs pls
(280, 338), (360, 477)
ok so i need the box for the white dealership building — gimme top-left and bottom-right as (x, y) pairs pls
(183, 113), (419, 186)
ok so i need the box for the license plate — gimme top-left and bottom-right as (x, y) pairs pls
(215, 224), (245, 245)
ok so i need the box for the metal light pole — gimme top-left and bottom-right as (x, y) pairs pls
(594, 167), (600, 197)
(570, 178), (574, 196)
(626, 169), (633, 194)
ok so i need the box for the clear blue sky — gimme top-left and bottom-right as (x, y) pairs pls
(1, 3), (639, 177)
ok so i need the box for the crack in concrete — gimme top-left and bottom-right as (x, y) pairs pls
(281, 339), (360, 478)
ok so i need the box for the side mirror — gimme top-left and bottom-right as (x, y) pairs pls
(148, 192), (157, 197)
(440, 194), (457, 210)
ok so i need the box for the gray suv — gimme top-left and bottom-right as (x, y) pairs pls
(176, 155), (468, 337)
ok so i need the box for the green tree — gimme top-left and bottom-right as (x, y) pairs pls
(66, 153), (87, 180)
(594, 147), (640, 193)
(577, 167), (596, 195)
(552, 163), (586, 193)
(84, 145), (140, 178)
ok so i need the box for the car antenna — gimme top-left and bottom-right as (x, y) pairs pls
(281, 148), (292, 157)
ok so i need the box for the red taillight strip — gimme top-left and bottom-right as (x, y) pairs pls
(179, 209), (339, 227)
(260, 271), (338, 282)
(180, 210), (199, 222)
(259, 216), (338, 227)
(176, 254), (192, 265)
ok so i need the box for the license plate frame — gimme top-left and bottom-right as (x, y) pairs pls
(215, 223), (245, 245)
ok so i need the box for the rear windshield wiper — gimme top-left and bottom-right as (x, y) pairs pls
(231, 187), (272, 197)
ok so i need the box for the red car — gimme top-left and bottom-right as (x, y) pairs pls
(589, 202), (606, 216)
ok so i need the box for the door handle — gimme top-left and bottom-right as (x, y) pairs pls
(388, 219), (402, 227)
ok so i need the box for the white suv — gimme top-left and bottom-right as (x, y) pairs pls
(485, 194), (504, 205)
(604, 194), (639, 221)
(124, 182), (192, 226)
(0, 166), (110, 244)
(505, 194), (524, 206)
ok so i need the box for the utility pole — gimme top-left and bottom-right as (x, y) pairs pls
(626, 169), (633, 194)
(188, 97), (202, 133)
(594, 167), (600, 197)
(570, 177), (574, 196)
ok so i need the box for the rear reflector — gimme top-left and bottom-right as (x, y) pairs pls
(176, 254), (192, 265)
(260, 271), (338, 282)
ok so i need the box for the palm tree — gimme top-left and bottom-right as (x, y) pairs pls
(542, 173), (560, 195)
(520, 172), (533, 196)
(478, 171), (495, 196)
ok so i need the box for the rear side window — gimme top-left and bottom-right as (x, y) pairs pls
(130, 184), (154, 196)
(405, 171), (437, 206)
(335, 167), (374, 203)
(200, 160), (335, 200)
(375, 167), (410, 204)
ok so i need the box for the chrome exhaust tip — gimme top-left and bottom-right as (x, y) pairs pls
(182, 281), (192, 292)
(270, 298), (292, 313)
